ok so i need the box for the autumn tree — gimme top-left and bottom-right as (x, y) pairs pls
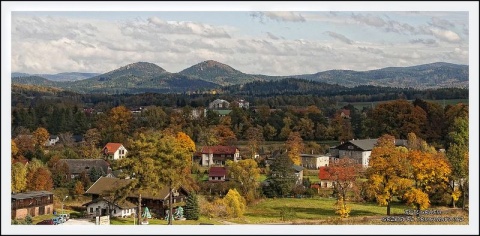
(73, 181), (85, 199)
(12, 162), (27, 193)
(32, 127), (50, 149)
(286, 131), (304, 165)
(47, 155), (70, 188)
(116, 129), (196, 224)
(226, 159), (260, 204)
(368, 99), (427, 139)
(96, 105), (133, 144)
(26, 160), (54, 191)
(263, 123), (277, 141)
(214, 124), (237, 146)
(222, 189), (247, 218)
(325, 158), (362, 205)
(245, 126), (264, 159)
(366, 134), (412, 215)
(404, 150), (451, 212)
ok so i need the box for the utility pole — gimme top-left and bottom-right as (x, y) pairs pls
(169, 180), (173, 225)
(137, 194), (142, 225)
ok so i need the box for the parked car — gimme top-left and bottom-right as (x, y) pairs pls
(58, 213), (69, 221)
(52, 217), (62, 225)
(36, 219), (54, 225)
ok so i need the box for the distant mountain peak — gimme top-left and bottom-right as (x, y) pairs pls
(115, 61), (166, 72)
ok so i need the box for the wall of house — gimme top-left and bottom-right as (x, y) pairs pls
(361, 151), (371, 168)
(11, 204), (53, 219)
(86, 201), (134, 218)
(201, 154), (213, 166)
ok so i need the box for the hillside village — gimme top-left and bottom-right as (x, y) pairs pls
(10, 93), (469, 225)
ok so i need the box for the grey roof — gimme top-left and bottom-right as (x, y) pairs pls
(339, 138), (408, 151)
(85, 177), (188, 200)
(59, 159), (110, 174)
(349, 139), (378, 150)
(12, 191), (53, 200)
(82, 197), (137, 209)
(292, 165), (304, 172)
(300, 154), (329, 158)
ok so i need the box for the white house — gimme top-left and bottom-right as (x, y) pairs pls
(102, 143), (128, 160)
(200, 146), (239, 166)
(300, 154), (330, 169)
(331, 138), (407, 168)
(46, 135), (60, 146)
(208, 99), (230, 109)
(83, 198), (136, 218)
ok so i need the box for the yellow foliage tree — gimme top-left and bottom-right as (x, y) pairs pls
(226, 159), (260, 204)
(366, 134), (412, 215)
(222, 189), (246, 218)
(334, 197), (351, 218)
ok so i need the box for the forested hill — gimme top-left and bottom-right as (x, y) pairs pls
(223, 78), (347, 96)
(11, 61), (468, 94)
(296, 62), (468, 89)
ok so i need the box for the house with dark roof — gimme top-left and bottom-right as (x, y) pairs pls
(331, 138), (408, 168)
(58, 159), (111, 181)
(84, 177), (189, 218)
(200, 145), (239, 167)
(292, 165), (304, 185)
(102, 143), (128, 160)
(46, 135), (60, 146)
(208, 167), (227, 182)
(11, 191), (54, 219)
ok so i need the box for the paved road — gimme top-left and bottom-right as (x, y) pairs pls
(62, 218), (95, 225)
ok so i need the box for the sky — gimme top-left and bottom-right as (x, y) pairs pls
(1, 2), (479, 235)
(4, 2), (476, 76)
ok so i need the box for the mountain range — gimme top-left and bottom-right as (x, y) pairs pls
(11, 60), (469, 94)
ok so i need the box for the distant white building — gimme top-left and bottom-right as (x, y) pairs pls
(209, 99), (230, 109)
(235, 99), (250, 109)
(300, 154), (330, 169)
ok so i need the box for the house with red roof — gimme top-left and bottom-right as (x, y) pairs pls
(200, 145), (239, 167)
(318, 166), (335, 188)
(102, 143), (128, 160)
(208, 167), (227, 182)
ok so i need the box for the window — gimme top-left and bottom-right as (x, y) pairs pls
(90, 208), (93, 213)
(348, 145), (354, 150)
(114, 209), (116, 214)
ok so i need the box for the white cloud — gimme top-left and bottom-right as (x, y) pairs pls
(430, 28), (461, 43)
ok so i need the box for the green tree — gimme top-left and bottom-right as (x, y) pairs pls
(184, 192), (200, 220)
(263, 152), (296, 198)
(445, 117), (468, 209)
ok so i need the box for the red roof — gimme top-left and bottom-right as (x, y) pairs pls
(201, 146), (237, 155)
(103, 143), (123, 154)
(209, 167), (227, 177)
(318, 166), (332, 180)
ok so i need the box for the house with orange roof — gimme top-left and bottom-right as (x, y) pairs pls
(102, 143), (128, 160)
